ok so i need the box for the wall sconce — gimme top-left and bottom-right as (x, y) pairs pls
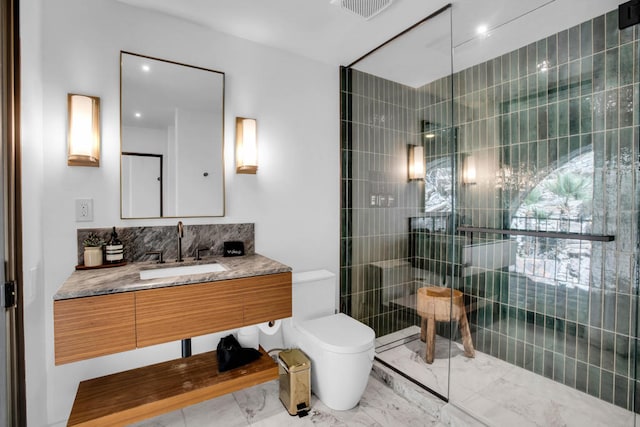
(421, 120), (437, 139)
(462, 154), (477, 185)
(235, 117), (258, 174)
(408, 145), (424, 181)
(67, 94), (100, 167)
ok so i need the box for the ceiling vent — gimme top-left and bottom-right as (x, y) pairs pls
(331, 0), (394, 20)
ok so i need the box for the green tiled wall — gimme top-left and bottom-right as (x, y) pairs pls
(433, 9), (638, 410)
(341, 8), (639, 412)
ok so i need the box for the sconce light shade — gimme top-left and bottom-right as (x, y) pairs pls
(408, 145), (425, 180)
(462, 154), (477, 185)
(236, 117), (258, 174)
(68, 94), (100, 167)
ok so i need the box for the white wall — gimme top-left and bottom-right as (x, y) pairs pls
(21, 0), (339, 425)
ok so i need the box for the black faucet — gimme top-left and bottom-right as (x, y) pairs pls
(177, 221), (184, 262)
(146, 251), (164, 264)
(195, 247), (210, 261)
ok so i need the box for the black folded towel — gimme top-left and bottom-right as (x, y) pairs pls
(216, 334), (262, 372)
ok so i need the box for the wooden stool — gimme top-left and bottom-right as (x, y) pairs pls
(416, 287), (475, 364)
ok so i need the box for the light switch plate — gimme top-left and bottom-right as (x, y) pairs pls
(75, 199), (93, 222)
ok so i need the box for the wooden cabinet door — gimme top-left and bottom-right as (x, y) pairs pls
(54, 293), (136, 365)
(136, 281), (243, 347)
(242, 272), (292, 325)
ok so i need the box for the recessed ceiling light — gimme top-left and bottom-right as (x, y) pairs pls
(141, 64), (150, 72)
(476, 24), (488, 36)
(134, 112), (142, 118)
(425, 133), (436, 139)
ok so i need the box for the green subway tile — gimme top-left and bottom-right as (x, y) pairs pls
(580, 96), (592, 133)
(601, 330), (615, 371)
(581, 56), (593, 95)
(519, 110), (529, 142)
(506, 337), (516, 364)
(545, 285), (556, 316)
(605, 47), (619, 90)
(558, 63), (569, 101)
(537, 38), (547, 66)
(528, 109), (538, 141)
(581, 133), (592, 156)
(620, 86), (634, 128)
(587, 365), (601, 398)
(576, 330), (588, 363)
(537, 139), (548, 169)
(589, 327), (602, 366)
(592, 52), (605, 93)
(553, 353), (565, 382)
(593, 92), (605, 132)
(605, 89), (619, 129)
(565, 357), (577, 388)
(555, 319), (566, 354)
(547, 34), (558, 67)
(602, 291), (616, 331)
(620, 43), (634, 86)
(605, 10), (618, 50)
(502, 53), (510, 82)
(569, 60), (581, 99)
(527, 43), (537, 75)
(486, 58), (494, 87)
(558, 30), (569, 64)
(593, 15), (605, 53)
(605, 129), (619, 165)
(538, 69), (548, 104)
(558, 100), (569, 137)
(548, 102), (558, 138)
(614, 375), (629, 408)
(615, 335), (629, 377)
(518, 46), (528, 77)
(569, 25), (581, 62)
(575, 361), (588, 392)
(533, 346), (544, 374)
(548, 66), (559, 103)
(544, 350), (554, 378)
(510, 50), (519, 79)
(569, 98), (580, 135)
(581, 21), (593, 57)
(635, 84), (639, 127)
(545, 316), (555, 351)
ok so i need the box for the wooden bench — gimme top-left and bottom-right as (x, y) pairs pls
(67, 347), (277, 426)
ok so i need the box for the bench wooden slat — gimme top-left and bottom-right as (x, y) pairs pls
(68, 347), (277, 426)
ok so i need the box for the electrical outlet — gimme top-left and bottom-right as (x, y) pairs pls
(75, 199), (93, 222)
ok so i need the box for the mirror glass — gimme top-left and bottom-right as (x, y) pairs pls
(120, 51), (225, 218)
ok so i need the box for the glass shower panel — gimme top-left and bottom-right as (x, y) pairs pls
(448, 2), (639, 422)
(340, 7), (455, 400)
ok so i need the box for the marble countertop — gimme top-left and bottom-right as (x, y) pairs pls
(54, 253), (292, 300)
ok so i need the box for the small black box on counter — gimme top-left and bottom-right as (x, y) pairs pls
(223, 241), (245, 257)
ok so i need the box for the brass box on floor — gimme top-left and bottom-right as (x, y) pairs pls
(278, 348), (311, 416)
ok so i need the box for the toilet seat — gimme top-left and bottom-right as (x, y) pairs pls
(296, 313), (375, 354)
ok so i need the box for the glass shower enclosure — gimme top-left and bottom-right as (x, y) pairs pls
(340, 1), (640, 422)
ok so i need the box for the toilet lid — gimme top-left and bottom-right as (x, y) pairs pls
(297, 313), (375, 354)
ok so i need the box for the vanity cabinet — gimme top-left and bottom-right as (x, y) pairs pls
(54, 272), (292, 364)
(242, 272), (292, 324)
(136, 280), (245, 347)
(54, 293), (136, 365)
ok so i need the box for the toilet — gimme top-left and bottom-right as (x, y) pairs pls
(282, 270), (375, 411)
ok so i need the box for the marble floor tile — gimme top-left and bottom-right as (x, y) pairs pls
(376, 327), (637, 427)
(111, 333), (640, 427)
(129, 370), (441, 427)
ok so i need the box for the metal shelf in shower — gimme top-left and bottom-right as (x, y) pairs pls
(457, 225), (615, 242)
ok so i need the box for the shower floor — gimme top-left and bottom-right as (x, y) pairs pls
(375, 327), (635, 426)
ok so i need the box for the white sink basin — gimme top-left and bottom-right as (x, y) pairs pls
(140, 263), (227, 280)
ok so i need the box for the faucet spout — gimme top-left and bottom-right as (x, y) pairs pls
(177, 221), (184, 262)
